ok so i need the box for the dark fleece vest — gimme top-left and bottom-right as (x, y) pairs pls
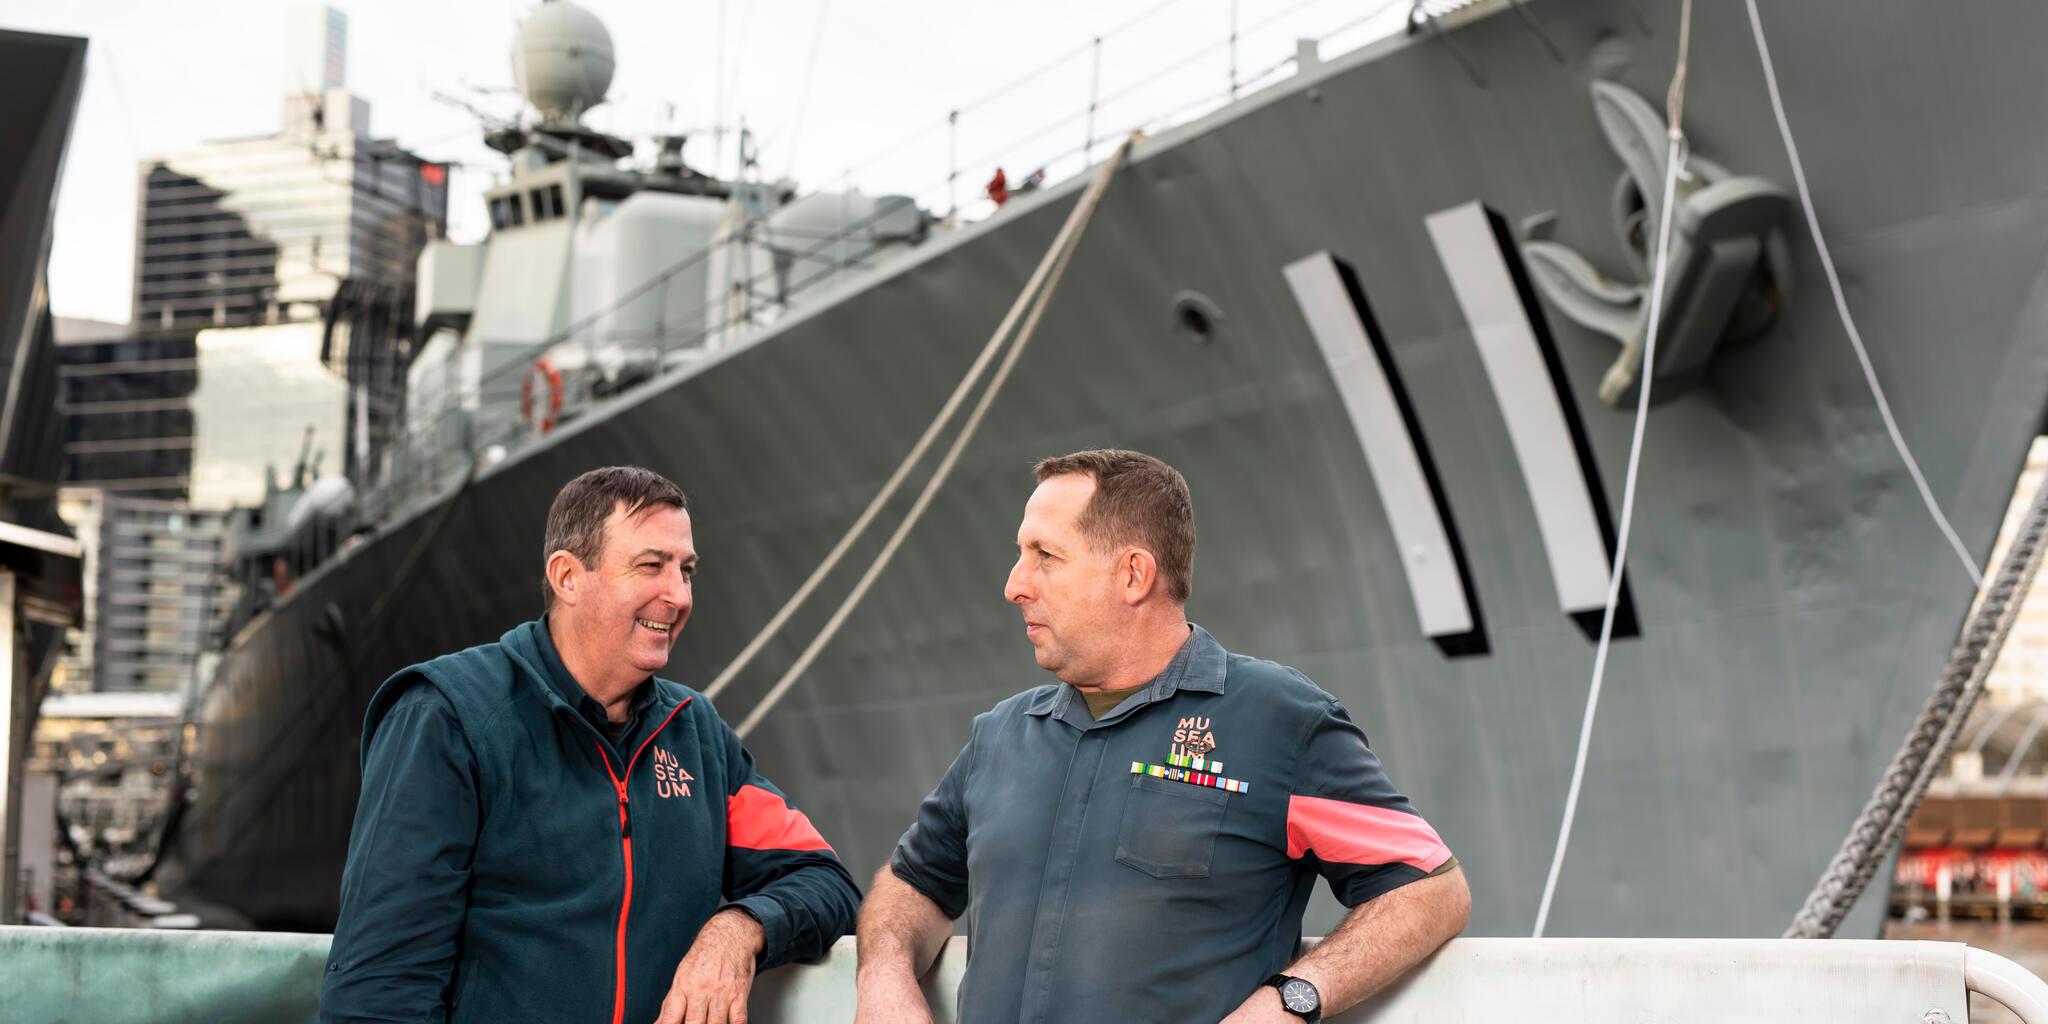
(352, 621), (851, 1024)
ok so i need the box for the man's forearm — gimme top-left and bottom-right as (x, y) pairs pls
(855, 866), (954, 981)
(1287, 866), (1471, 1014)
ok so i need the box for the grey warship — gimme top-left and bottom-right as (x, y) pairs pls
(158, 0), (2048, 941)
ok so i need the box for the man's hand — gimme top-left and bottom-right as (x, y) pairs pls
(853, 963), (935, 1024)
(1218, 984), (1295, 1024)
(654, 908), (764, 1024)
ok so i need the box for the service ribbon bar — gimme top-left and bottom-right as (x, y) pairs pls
(1130, 760), (1249, 794)
(1165, 752), (1223, 773)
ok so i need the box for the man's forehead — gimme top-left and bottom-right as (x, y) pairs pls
(605, 503), (694, 553)
(1027, 474), (1094, 515)
(1019, 476), (1093, 542)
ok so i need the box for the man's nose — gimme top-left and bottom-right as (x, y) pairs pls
(1004, 558), (1029, 605)
(664, 565), (692, 608)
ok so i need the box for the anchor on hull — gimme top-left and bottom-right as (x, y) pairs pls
(1522, 80), (1792, 407)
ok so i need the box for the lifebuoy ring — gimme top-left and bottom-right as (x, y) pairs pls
(521, 356), (563, 433)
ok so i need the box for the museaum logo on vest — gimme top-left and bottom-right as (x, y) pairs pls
(652, 745), (694, 799)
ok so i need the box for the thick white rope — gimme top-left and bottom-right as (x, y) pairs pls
(702, 138), (1134, 703)
(730, 136), (1138, 737)
(1743, 0), (1984, 590)
(1531, 0), (1691, 939)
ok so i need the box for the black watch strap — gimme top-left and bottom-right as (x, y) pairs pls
(1263, 973), (1322, 1023)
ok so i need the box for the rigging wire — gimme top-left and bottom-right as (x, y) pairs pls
(1530, 0), (1691, 939)
(779, 0), (835, 181)
(727, 135), (1137, 736)
(1742, 0), (1983, 591)
(702, 136), (1136, 705)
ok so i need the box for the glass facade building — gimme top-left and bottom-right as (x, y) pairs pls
(57, 324), (198, 498)
(50, 7), (437, 695)
(132, 5), (445, 331)
(133, 97), (447, 330)
(88, 497), (232, 693)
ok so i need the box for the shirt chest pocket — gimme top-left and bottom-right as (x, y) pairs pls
(1115, 773), (1230, 879)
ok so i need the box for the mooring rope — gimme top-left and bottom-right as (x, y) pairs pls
(702, 136), (1138, 706)
(1785, 476), (2048, 937)
(714, 136), (1138, 739)
(1744, 0), (2037, 939)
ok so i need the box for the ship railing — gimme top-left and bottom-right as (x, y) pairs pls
(368, 0), (1436, 523)
(5, 928), (2048, 1022)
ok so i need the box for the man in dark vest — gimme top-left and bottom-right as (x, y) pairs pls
(322, 466), (859, 1024)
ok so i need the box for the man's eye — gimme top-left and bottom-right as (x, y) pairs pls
(639, 562), (660, 570)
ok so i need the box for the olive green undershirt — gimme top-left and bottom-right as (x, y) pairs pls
(1080, 682), (1153, 720)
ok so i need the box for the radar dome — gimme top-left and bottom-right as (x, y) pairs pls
(513, 1), (615, 124)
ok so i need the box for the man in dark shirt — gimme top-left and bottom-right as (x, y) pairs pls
(854, 449), (1468, 1023)
(321, 466), (859, 1024)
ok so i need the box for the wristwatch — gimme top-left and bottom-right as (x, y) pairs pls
(1263, 974), (1321, 1023)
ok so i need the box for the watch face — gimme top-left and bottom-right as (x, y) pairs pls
(1281, 979), (1318, 1013)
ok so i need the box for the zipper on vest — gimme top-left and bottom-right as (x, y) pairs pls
(592, 696), (692, 1024)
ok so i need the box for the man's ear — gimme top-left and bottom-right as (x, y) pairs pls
(546, 549), (582, 607)
(1120, 547), (1160, 606)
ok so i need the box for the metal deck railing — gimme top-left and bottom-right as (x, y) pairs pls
(364, 0), (1430, 526)
(6, 929), (2046, 1022)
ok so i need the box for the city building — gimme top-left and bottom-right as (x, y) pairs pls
(131, 4), (447, 487)
(55, 318), (198, 500)
(1981, 437), (2048, 708)
(86, 497), (231, 694)
(3, 26), (89, 924)
(49, 5), (446, 691)
(49, 490), (101, 697)
(132, 6), (446, 331)
(1891, 437), (2048, 920)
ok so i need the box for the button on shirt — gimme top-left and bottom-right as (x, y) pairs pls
(890, 625), (1453, 1024)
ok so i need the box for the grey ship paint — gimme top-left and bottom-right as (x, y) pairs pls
(158, 0), (2048, 940)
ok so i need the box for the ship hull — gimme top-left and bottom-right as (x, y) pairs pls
(163, 0), (2048, 937)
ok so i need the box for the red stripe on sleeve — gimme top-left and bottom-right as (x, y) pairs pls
(1285, 794), (1450, 873)
(727, 783), (834, 852)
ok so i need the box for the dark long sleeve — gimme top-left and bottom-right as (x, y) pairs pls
(716, 716), (860, 970)
(320, 684), (480, 1023)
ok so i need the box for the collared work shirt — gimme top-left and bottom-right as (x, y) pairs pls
(531, 615), (663, 755)
(891, 626), (1452, 1023)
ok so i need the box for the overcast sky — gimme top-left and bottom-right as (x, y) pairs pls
(7, 0), (1408, 325)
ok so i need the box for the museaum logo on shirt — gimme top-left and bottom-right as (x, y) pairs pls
(652, 746), (694, 799)
(1171, 716), (1218, 761)
(1128, 716), (1249, 793)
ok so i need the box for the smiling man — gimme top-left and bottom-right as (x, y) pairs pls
(321, 466), (859, 1024)
(854, 449), (1469, 1024)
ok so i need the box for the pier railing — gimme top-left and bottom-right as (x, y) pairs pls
(365, 0), (1427, 526)
(6, 928), (2044, 1022)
